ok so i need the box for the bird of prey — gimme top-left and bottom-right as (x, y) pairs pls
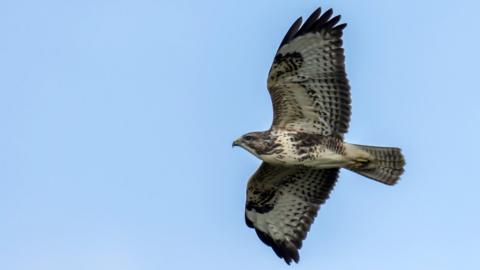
(232, 7), (405, 264)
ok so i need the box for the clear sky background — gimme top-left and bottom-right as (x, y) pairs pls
(1, 0), (479, 269)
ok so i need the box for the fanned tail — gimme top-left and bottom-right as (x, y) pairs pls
(346, 144), (405, 185)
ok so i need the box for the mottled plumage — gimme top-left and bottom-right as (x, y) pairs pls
(233, 7), (405, 264)
(245, 164), (339, 264)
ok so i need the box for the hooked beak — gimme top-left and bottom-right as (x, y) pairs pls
(232, 139), (241, 148)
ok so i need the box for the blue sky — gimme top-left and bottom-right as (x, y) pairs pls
(1, 0), (479, 269)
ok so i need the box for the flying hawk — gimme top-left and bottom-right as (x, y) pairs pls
(233, 7), (405, 264)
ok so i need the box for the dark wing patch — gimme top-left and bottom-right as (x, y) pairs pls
(269, 52), (304, 85)
(267, 7), (351, 136)
(245, 162), (339, 264)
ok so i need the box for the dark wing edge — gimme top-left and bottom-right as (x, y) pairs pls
(277, 7), (347, 52)
(244, 163), (339, 264)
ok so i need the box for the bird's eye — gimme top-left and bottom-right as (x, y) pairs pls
(244, 135), (254, 141)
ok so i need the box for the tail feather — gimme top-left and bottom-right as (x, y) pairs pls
(346, 144), (405, 185)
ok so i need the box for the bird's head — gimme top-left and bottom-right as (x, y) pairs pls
(232, 131), (273, 157)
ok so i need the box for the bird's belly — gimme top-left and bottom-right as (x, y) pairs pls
(300, 150), (350, 168)
(262, 149), (350, 169)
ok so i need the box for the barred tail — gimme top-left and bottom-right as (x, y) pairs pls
(346, 144), (405, 185)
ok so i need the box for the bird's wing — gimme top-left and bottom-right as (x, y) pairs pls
(245, 162), (339, 264)
(267, 8), (351, 136)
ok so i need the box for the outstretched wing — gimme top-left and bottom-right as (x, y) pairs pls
(267, 8), (351, 137)
(245, 162), (339, 264)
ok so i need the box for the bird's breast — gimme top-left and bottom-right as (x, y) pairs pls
(259, 131), (349, 168)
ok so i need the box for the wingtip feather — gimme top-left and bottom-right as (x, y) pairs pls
(277, 7), (346, 51)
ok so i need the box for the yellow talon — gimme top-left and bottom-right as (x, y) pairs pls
(350, 158), (370, 169)
(356, 158), (369, 163)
